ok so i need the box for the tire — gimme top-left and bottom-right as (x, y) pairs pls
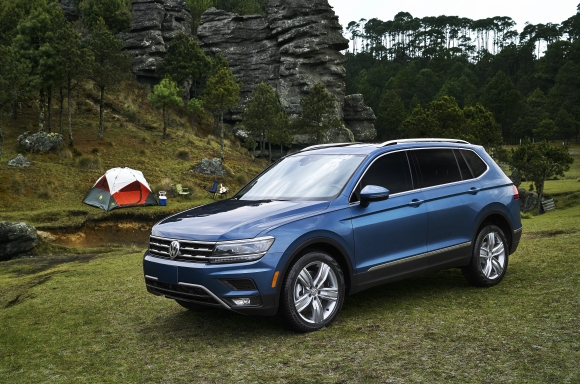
(278, 251), (345, 332)
(462, 225), (509, 287)
(175, 299), (211, 311)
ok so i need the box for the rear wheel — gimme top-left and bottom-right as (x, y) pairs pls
(462, 225), (508, 287)
(278, 251), (345, 332)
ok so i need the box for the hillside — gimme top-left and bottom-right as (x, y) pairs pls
(0, 79), (266, 231)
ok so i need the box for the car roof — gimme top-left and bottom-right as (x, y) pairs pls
(295, 139), (478, 156)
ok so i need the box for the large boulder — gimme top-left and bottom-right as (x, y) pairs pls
(8, 154), (32, 167)
(17, 131), (64, 153)
(0, 222), (38, 261)
(343, 94), (377, 141)
(190, 158), (226, 176)
(518, 188), (539, 213)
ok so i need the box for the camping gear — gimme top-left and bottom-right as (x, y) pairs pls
(204, 180), (219, 199)
(176, 184), (189, 197)
(159, 191), (167, 206)
(83, 167), (158, 211)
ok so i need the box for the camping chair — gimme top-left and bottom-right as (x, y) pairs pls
(203, 180), (219, 199)
(217, 183), (229, 198)
(176, 184), (190, 198)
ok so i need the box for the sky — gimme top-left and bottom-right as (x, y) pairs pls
(329, 0), (579, 33)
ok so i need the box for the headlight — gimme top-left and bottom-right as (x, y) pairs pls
(209, 237), (275, 264)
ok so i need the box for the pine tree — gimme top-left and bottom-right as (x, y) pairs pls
(149, 78), (184, 139)
(242, 82), (289, 161)
(12, 2), (65, 132)
(296, 83), (343, 144)
(80, 0), (132, 33)
(84, 17), (132, 139)
(203, 67), (241, 161)
(54, 21), (92, 146)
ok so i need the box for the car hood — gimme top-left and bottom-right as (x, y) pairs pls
(151, 199), (330, 241)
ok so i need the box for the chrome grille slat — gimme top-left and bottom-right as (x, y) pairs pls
(148, 236), (217, 263)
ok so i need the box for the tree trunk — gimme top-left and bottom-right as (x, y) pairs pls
(59, 86), (64, 135)
(268, 140), (271, 163)
(67, 79), (73, 147)
(38, 89), (46, 132)
(162, 104), (167, 139)
(11, 102), (17, 120)
(536, 182), (544, 215)
(98, 86), (105, 139)
(46, 87), (52, 133)
(0, 111), (4, 161)
(219, 113), (224, 162)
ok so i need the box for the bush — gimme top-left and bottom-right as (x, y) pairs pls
(58, 148), (73, 159)
(152, 178), (176, 197)
(176, 150), (190, 161)
(77, 156), (101, 170)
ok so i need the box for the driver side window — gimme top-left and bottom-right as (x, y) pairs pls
(350, 151), (413, 203)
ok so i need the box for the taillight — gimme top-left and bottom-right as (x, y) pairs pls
(513, 185), (520, 200)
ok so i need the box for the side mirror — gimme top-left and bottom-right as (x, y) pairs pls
(360, 185), (390, 207)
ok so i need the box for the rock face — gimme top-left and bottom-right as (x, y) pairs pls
(343, 94), (377, 141)
(8, 154), (32, 167)
(120, 0), (193, 84)
(17, 132), (64, 153)
(197, 1), (376, 141)
(0, 222), (38, 261)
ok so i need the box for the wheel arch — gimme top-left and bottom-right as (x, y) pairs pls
(274, 237), (355, 313)
(474, 210), (514, 254)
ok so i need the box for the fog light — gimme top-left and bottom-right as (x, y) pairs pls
(232, 298), (252, 306)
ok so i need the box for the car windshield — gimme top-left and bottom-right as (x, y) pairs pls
(235, 154), (365, 201)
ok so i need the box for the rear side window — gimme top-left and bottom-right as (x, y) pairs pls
(460, 150), (487, 178)
(454, 149), (473, 180)
(414, 149), (461, 188)
(360, 151), (413, 195)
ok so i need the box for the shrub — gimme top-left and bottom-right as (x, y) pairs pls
(176, 150), (190, 161)
(72, 147), (83, 157)
(77, 156), (101, 170)
(58, 148), (73, 159)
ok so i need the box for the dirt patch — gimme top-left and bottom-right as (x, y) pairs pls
(524, 229), (578, 239)
(47, 221), (152, 248)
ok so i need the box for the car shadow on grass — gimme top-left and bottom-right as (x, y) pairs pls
(139, 268), (473, 338)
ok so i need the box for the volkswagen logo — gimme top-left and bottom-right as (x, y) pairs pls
(169, 241), (180, 259)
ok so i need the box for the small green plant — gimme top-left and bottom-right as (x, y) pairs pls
(176, 150), (190, 161)
(77, 156), (101, 170)
(138, 149), (148, 156)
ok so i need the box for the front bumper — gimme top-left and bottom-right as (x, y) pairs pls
(143, 251), (280, 316)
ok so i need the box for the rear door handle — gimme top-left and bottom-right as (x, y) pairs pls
(408, 199), (423, 207)
(468, 188), (480, 195)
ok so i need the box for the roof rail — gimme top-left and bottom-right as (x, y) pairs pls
(300, 142), (362, 152)
(379, 138), (470, 147)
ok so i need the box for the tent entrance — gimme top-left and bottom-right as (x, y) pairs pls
(114, 181), (143, 206)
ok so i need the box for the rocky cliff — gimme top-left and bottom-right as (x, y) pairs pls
(197, 0), (376, 140)
(120, 0), (193, 84)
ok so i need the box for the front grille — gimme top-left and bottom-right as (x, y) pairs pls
(149, 236), (215, 262)
(145, 278), (221, 306)
(220, 278), (258, 291)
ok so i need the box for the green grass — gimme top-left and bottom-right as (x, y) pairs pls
(1, 204), (579, 383)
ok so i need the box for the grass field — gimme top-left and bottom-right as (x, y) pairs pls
(1, 169), (579, 383)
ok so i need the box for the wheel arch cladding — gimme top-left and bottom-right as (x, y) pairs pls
(477, 212), (513, 254)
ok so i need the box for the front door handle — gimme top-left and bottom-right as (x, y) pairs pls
(408, 199), (423, 207)
(468, 187), (480, 195)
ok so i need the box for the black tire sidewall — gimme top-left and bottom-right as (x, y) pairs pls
(463, 225), (509, 287)
(279, 251), (345, 332)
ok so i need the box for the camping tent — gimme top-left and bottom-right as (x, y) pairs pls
(83, 167), (157, 211)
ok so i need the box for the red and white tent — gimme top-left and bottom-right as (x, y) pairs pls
(83, 167), (157, 211)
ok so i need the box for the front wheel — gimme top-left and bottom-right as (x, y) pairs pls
(278, 251), (345, 332)
(462, 225), (508, 287)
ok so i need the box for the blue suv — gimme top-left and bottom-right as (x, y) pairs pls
(143, 139), (522, 332)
